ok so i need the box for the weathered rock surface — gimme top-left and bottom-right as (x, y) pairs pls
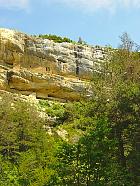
(0, 28), (111, 101)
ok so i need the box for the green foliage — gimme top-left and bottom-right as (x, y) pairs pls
(54, 118), (133, 186)
(39, 100), (64, 118)
(38, 34), (74, 43)
(0, 94), (57, 186)
(39, 100), (66, 126)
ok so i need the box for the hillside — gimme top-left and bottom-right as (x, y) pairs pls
(0, 28), (139, 186)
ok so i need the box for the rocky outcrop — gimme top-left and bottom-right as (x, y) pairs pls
(6, 69), (92, 101)
(0, 28), (111, 101)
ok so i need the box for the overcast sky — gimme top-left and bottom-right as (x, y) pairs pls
(0, 0), (140, 47)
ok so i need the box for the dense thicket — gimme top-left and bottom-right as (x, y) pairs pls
(0, 33), (140, 185)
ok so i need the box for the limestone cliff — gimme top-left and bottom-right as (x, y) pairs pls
(0, 28), (111, 101)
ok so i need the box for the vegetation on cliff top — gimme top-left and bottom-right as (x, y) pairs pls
(37, 34), (87, 45)
(38, 34), (74, 43)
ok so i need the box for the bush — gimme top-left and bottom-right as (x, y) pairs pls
(38, 34), (74, 43)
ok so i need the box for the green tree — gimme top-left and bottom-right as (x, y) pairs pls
(0, 94), (57, 186)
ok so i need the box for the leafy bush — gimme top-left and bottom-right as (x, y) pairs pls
(38, 100), (66, 126)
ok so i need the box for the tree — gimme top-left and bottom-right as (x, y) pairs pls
(0, 94), (56, 186)
(119, 32), (134, 52)
(78, 37), (83, 44)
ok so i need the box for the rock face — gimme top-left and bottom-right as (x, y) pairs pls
(0, 28), (111, 101)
